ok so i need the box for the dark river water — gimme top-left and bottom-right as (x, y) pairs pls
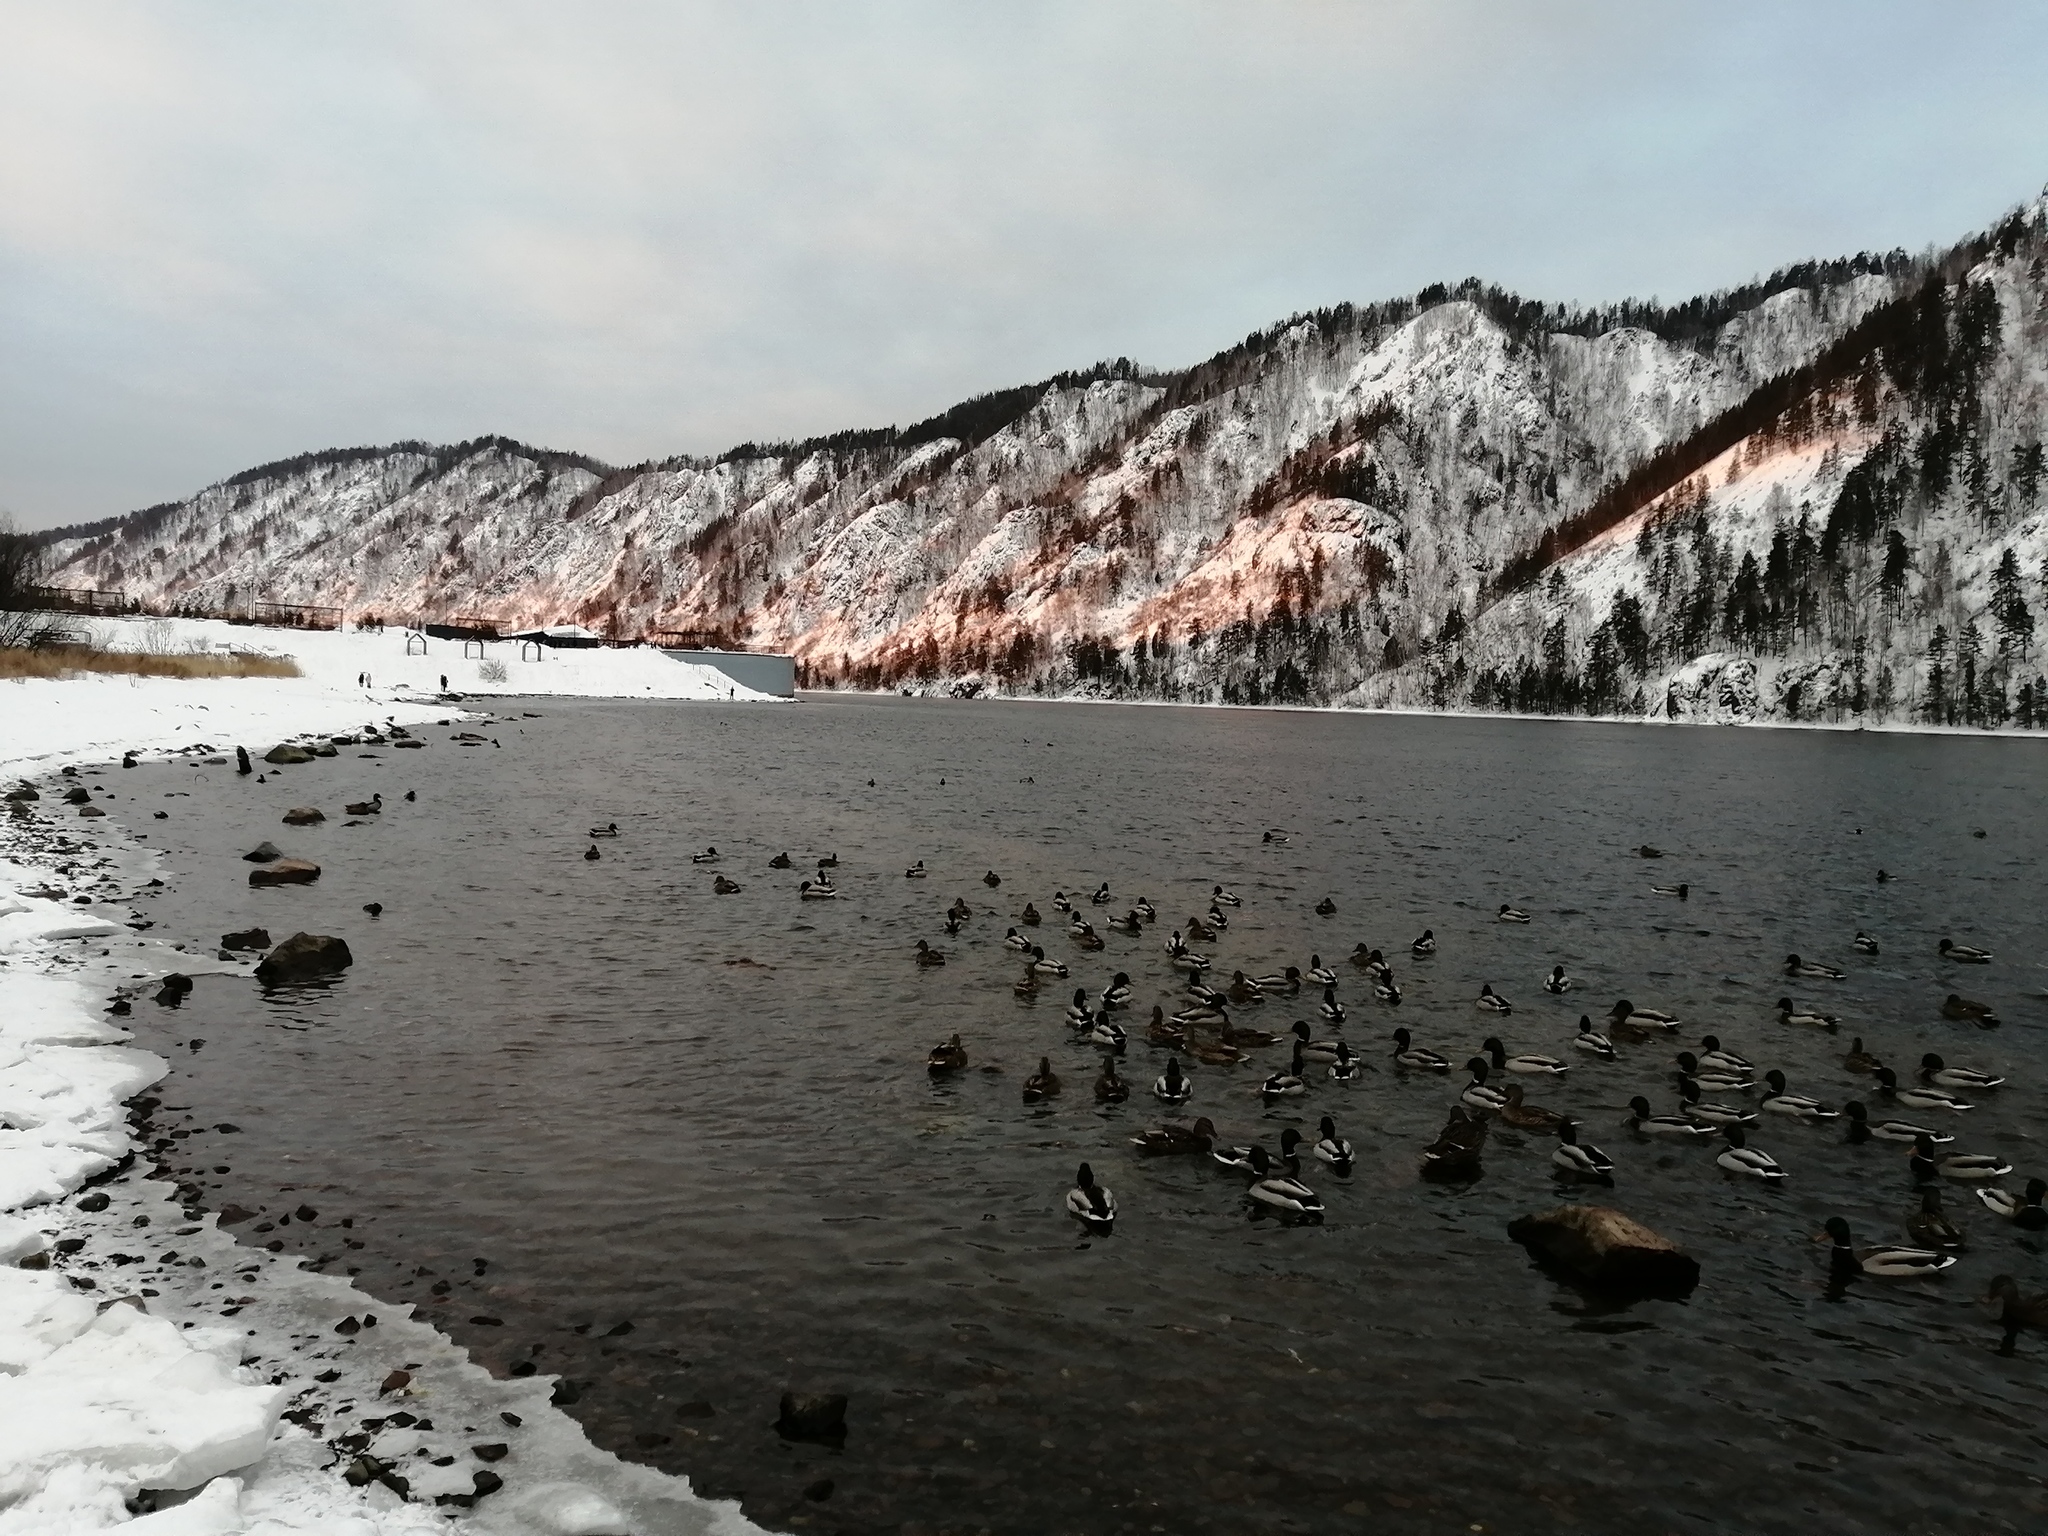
(108, 697), (2048, 1536)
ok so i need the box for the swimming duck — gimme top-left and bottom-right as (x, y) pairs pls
(1819, 1216), (1953, 1277)
(1260, 1044), (1308, 1099)
(1023, 1057), (1063, 1102)
(1918, 1053), (2003, 1090)
(1678, 1078), (1755, 1128)
(1390, 1028), (1451, 1072)
(1986, 1275), (2048, 1339)
(1913, 1135), (2010, 1183)
(1875, 1067), (1971, 1113)
(1842, 1037), (1884, 1074)
(1211, 885), (1242, 908)
(1262, 829), (1291, 846)
(1021, 902), (1042, 926)
(1052, 891), (1073, 913)
(1094, 1060), (1130, 1102)
(1498, 904), (1531, 923)
(1066, 1163), (1115, 1233)
(1311, 1115), (1353, 1173)
(1153, 1057), (1193, 1104)
(1606, 999), (1680, 1032)
(769, 852), (793, 868)
(1876, 868), (1894, 881)
(947, 897), (972, 921)
(1649, 882), (1689, 899)
(1165, 933), (1212, 971)
(1637, 844), (1664, 858)
(983, 870), (1001, 888)
(1030, 946), (1069, 978)
(1146, 1007), (1186, 1048)
(1905, 1188), (1967, 1250)
(1223, 1013), (1287, 1050)
(927, 1033), (968, 1073)
(1422, 1106), (1488, 1175)
(1091, 882), (1113, 906)
(1697, 1035), (1753, 1075)
(1500, 1082), (1572, 1133)
(1087, 1014), (1128, 1053)
(1210, 1137), (1267, 1174)
(691, 847), (720, 864)
(1776, 998), (1840, 1032)
(1253, 965), (1303, 994)
(943, 913), (965, 937)
(1315, 897), (1337, 917)
(1411, 929), (1436, 956)
(1208, 908), (1233, 937)
(587, 820), (617, 837)
(706, 870), (739, 894)
(1012, 970), (1041, 999)
(1065, 988), (1093, 1030)
(1760, 1069), (1837, 1119)
(1101, 972), (1134, 1009)
(1108, 910), (1144, 934)
(1476, 984), (1513, 1015)
(1004, 927), (1032, 951)
(1675, 1052), (1753, 1094)
(1542, 965), (1572, 995)
(1938, 938), (1994, 964)
(1173, 1000), (1227, 1031)
(1327, 1041), (1366, 1081)
(1626, 1096), (1717, 1139)
(1460, 1058), (1508, 1113)
(1941, 993), (2000, 1025)
(799, 878), (840, 899)
(1842, 1101), (1951, 1145)
(1245, 1144), (1324, 1217)
(1852, 930), (1879, 954)
(1573, 1017), (1617, 1059)
(1372, 974), (1402, 1005)
(1716, 1125), (1786, 1182)
(914, 939), (945, 967)
(817, 853), (839, 868)
(1318, 986), (1346, 1024)
(1290, 1020), (1343, 1062)
(584, 845), (601, 861)
(1128, 1116), (1216, 1156)
(1184, 915), (1217, 942)
(1306, 955), (1337, 987)
(1133, 898), (1156, 922)
(1185, 975), (1231, 1008)
(1071, 923), (1106, 952)
(904, 860), (928, 879)
(1552, 1123), (1615, 1184)
(1228, 971), (1264, 1005)
(1975, 1179), (2048, 1229)
(1187, 1037), (1248, 1067)
(1784, 954), (1844, 979)
(1482, 1036), (1568, 1077)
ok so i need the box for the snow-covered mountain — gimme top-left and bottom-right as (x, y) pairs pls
(46, 191), (2048, 727)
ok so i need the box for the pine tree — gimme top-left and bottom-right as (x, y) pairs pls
(1991, 547), (2034, 660)
(1925, 624), (1950, 723)
(1879, 529), (1910, 604)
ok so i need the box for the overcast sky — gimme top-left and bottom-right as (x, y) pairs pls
(3, 1), (2046, 528)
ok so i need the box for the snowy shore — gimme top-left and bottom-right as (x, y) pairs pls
(0, 628), (771, 1533)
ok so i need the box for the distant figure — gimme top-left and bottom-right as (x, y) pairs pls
(235, 746), (252, 776)
(440, 674), (447, 690)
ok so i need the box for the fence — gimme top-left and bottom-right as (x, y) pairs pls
(251, 600), (342, 630)
(23, 586), (131, 615)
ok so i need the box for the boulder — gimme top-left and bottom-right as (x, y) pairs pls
(776, 1390), (848, 1444)
(221, 928), (272, 951)
(254, 932), (353, 984)
(281, 807), (326, 826)
(65, 787), (91, 804)
(3, 785), (37, 802)
(249, 859), (321, 887)
(264, 744), (314, 765)
(242, 841), (283, 863)
(1506, 1204), (1699, 1298)
(78, 805), (106, 818)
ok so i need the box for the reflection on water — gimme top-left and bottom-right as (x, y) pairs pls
(122, 699), (2048, 1534)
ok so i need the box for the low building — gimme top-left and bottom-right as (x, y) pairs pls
(660, 646), (796, 698)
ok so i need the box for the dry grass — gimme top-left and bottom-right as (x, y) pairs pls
(0, 646), (301, 681)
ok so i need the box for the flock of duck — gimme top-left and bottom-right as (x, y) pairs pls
(885, 845), (2046, 1339)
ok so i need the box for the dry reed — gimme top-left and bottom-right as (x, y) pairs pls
(0, 646), (301, 681)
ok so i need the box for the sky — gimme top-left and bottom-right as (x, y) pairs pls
(3, 2), (2047, 530)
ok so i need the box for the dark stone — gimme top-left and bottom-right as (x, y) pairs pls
(76, 1192), (110, 1213)
(281, 806), (325, 826)
(263, 744), (314, 765)
(56, 1238), (86, 1255)
(221, 928), (271, 951)
(510, 1360), (536, 1377)
(242, 842), (283, 863)
(3, 786), (37, 802)
(675, 1400), (715, 1419)
(1506, 1204), (1701, 1298)
(158, 974), (193, 994)
(469, 1314), (503, 1326)
(472, 1471), (503, 1499)
(335, 1316), (361, 1336)
(804, 1478), (835, 1503)
(78, 805), (106, 818)
(603, 1319), (633, 1337)
(217, 1204), (256, 1225)
(248, 859), (321, 888)
(254, 932), (352, 984)
(471, 1443), (508, 1462)
(65, 787), (91, 804)
(294, 1204), (317, 1221)
(549, 1380), (582, 1406)
(776, 1390), (848, 1444)
(500, 1412), (522, 1427)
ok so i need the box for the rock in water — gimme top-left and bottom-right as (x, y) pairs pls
(221, 927), (272, 951)
(242, 841), (283, 863)
(254, 932), (353, 984)
(264, 744), (315, 765)
(1506, 1204), (1700, 1298)
(282, 806), (326, 826)
(249, 858), (321, 887)
(776, 1390), (848, 1444)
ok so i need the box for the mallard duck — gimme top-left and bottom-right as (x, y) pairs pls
(816, 852), (839, 868)
(1065, 988), (1093, 1030)
(1245, 1145), (1324, 1217)
(1012, 970), (1041, 999)
(1938, 938), (1993, 964)
(1784, 954), (1844, 979)
(1108, 910), (1144, 934)
(1552, 1123), (1615, 1184)
(1072, 925), (1106, 952)
(1210, 1137), (1267, 1174)
(1087, 1014), (1128, 1053)
(1184, 915), (1217, 942)
(1422, 1106), (1487, 1175)
(1001, 926), (1031, 951)
(1941, 993), (2000, 1025)
(1476, 984), (1513, 1015)
(1101, 972), (1134, 1009)
(713, 874), (742, 894)
(927, 1034), (968, 1073)
(1675, 1053), (1753, 1093)
(1290, 1020), (1342, 1062)
(1820, 1216), (1953, 1277)
(1129, 1116), (1217, 1156)
(1573, 1017), (1617, 1059)
(1498, 904), (1531, 923)
(1918, 1053), (2003, 1089)
(1679, 1077), (1755, 1128)
(1914, 1135), (2010, 1183)
(1373, 974), (1402, 1005)
(1626, 1096), (1717, 1139)
(690, 846), (720, 864)
(1261, 1044), (1308, 1099)
(947, 897), (970, 925)
(1314, 897), (1337, 917)
(1760, 1069), (1837, 1119)
(1066, 1163), (1115, 1232)
(1500, 1082), (1571, 1132)
(1030, 946), (1069, 978)
(584, 845), (601, 861)
(1165, 934), (1212, 971)
(1986, 1275), (2048, 1338)
(1482, 1036), (1567, 1077)
(1853, 930), (1879, 954)
(798, 878), (837, 899)
(585, 819), (614, 837)
(1186, 1036), (1247, 1067)
(1697, 1035), (1753, 1075)
(1975, 1179), (2048, 1229)
(768, 851), (793, 868)
(1777, 997), (1840, 1032)
(1876, 868), (1895, 882)
(1153, 1057), (1193, 1104)
(1875, 1067), (1972, 1113)
(1542, 965), (1571, 994)
(1411, 929), (1436, 956)
(1222, 1014), (1287, 1050)
(1209, 904), (1235, 931)
(1133, 898), (1156, 922)
(1253, 965), (1303, 994)
(1094, 1060), (1130, 1102)
(1090, 882), (1113, 906)
(1842, 1101), (1951, 1145)
(1607, 999), (1680, 1031)
(1146, 1006), (1186, 1047)
(914, 939), (945, 967)
(1211, 885), (1242, 908)
(904, 860), (928, 879)
(1227, 970), (1264, 1005)
(1649, 882), (1689, 899)
(1716, 1125), (1785, 1182)
(1905, 1188), (1966, 1250)
(1021, 902), (1042, 926)
(1052, 891), (1073, 912)
(1328, 1041), (1366, 1081)
(1461, 1057), (1508, 1113)
(1637, 844), (1665, 858)
(1311, 1115), (1353, 1173)
(1023, 1056), (1062, 1102)
(944, 912), (965, 937)
(983, 870), (1002, 888)
(1390, 1028), (1450, 1072)
(1292, 955), (1330, 987)
(1843, 1037), (1883, 1074)
(1262, 829), (1291, 846)
(1318, 987), (1346, 1024)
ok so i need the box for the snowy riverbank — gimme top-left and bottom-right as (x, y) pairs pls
(0, 659), (772, 1531)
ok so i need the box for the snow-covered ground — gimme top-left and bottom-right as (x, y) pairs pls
(0, 636), (774, 1533)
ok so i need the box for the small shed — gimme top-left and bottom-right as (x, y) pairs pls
(502, 624), (605, 649)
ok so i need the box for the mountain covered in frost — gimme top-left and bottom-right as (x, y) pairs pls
(45, 190), (2048, 728)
